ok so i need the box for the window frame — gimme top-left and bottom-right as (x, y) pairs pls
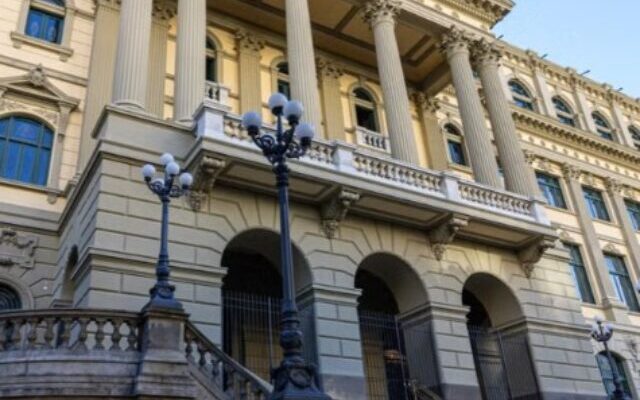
(628, 125), (640, 151)
(352, 87), (380, 133)
(604, 254), (640, 311)
(626, 199), (640, 231)
(508, 80), (535, 111)
(582, 186), (611, 221)
(443, 123), (467, 166)
(552, 96), (576, 127)
(536, 172), (567, 209)
(275, 62), (291, 100)
(592, 112), (615, 141)
(562, 243), (595, 304)
(596, 352), (633, 398)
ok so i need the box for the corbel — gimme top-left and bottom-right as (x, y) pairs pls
(187, 156), (226, 211)
(517, 235), (557, 278)
(428, 213), (469, 260)
(320, 188), (361, 239)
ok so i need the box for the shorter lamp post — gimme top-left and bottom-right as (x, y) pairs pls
(591, 316), (630, 400)
(141, 153), (193, 310)
(241, 93), (330, 399)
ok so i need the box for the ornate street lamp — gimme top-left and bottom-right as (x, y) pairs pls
(591, 316), (630, 400)
(242, 93), (330, 399)
(141, 153), (193, 310)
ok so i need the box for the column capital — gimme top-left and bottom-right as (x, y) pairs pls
(152, 0), (176, 21)
(362, 0), (402, 26)
(605, 177), (623, 195)
(235, 29), (265, 54)
(561, 163), (582, 181)
(411, 91), (440, 114)
(524, 50), (548, 72)
(470, 38), (502, 67)
(523, 150), (537, 166)
(316, 56), (343, 80)
(603, 84), (625, 105)
(94, 0), (120, 10)
(439, 26), (473, 56)
(566, 67), (586, 89)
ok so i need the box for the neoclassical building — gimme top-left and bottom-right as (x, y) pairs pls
(1, 0), (640, 399)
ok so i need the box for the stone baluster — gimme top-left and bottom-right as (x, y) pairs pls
(363, 0), (420, 165)
(440, 27), (500, 188)
(111, 0), (153, 110)
(472, 39), (538, 197)
(174, 0), (207, 123)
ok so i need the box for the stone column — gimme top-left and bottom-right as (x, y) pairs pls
(472, 40), (538, 197)
(440, 28), (500, 188)
(363, 0), (419, 164)
(562, 165), (629, 322)
(173, 0), (207, 123)
(111, 0), (153, 110)
(317, 57), (345, 141)
(285, 0), (323, 135)
(413, 93), (448, 171)
(606, 179), (640, 276)
(525, 50), (554, 117)
(147, 1), (174, 117)
(77, 0), (119, 171)
(567, 69), (596, 133)
(236, 30), (264, 114)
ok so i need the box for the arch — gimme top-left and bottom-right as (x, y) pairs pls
(596, 351), (633, 398)
(0, 283), (21, 311)
(508, 79), (535, 111)
(350, 85), (381, 133)
(0, 275), (31, 310)
(205, 33), (223, 83)
(269, 58), (291, 99)
(551, 96), (576, 127)
(442, 121), (467, 166)
(462, 272), (523, 327)
(592, 111), (614, 141)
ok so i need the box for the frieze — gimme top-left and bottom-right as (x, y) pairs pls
(0, 228), (38, 269)
(0, 97), (58, 127)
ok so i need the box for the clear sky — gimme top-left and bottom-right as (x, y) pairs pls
(493, 1), (640, 99)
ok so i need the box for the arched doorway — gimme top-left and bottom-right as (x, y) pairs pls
(0, 283), (21, 311)
(463, 273), (540, 400)
(221, 229), (315, 383)
(356, 253), (439, 400)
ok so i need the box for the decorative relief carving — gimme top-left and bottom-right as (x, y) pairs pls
(557, 229), (573, 243)
(188, 156), (227, 211)
(603, 242), (622, 255)
(439, 26), (473, 55)
(320, 188), (361, 239)
(561, 163), (581, 181)
(362, 0), (402, 25)
(0, 228), (38, 269)
(235, 30), (265, 54)
(428, 214), (469, 260)
(411, 91), (440, 115)
(470, 38), (502, 67)
(518, 235), (557, 278)
(0, 97), (58, 127)
(316, 57), (343, 80)
(605, 177), (622, 195)
(152, 0), (177, 20)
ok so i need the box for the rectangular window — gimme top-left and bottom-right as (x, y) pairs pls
(626, 200), (640, 231)
(605, 254), (640, 311)
(447, 140), (466, 165)
(26, 9), (64, 44)
(583, 187), (610, 221)
(536, 172), (567, 209)
(563, 243), (595, 304)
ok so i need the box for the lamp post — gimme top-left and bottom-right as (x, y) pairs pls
(141, 153), (193, 310)
(591, 316), (630, 400)
(242, 93), (330, 399)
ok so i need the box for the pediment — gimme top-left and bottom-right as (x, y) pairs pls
(0, 65), (79, 108)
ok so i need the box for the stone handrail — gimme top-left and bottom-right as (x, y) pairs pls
(205, 80), (230, 105)
(0, 308), (141, 353)
(458, 180), (533, 217)
(184, 320), (272, 399)
(355, 127), (390, 153)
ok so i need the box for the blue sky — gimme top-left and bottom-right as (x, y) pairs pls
(493, 1), (640, 98)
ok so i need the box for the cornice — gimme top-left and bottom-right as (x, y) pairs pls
(436, 0), (513, 27)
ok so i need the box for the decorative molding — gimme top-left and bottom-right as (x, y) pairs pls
(470, 38), (502, 67)
(561, 163), (581, 181)
(320, 188), (361, 239)
(152, 0), (176, 20)
(428, 214), (469, 260)
(439, 26), (473, 55)
(518, 235), (557, 278)
(411, 91), (440, 114)
(316, 57), (344, 80)
(188, 156), (227, 211)
(362, 0), (402, 26)
(0, 228), (38, 269)
(234, 29), (265, 54)
(437, 0), (513, 26)
(603, 242), (623, 255)
(10, 32), (74, 61)
(605, 177), (623, 195)
(557, 229), (573, 243)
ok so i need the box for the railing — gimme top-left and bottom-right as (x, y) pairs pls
(353, 152), (443, 193)
(205, 80), (230, 105)
(458, 181), (533, 217)
(0, 309), (141, 352)
(355, 127), (391, 154)
(184, 320), (272, 400)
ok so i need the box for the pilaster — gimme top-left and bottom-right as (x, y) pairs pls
(605, 178), (640, 279)
(604, 86), (634, 146)
(413, 92), (448, 170)
(235, 30), (264, 114)
(317, 57), (345, 141)
(147, 0), (175, 117)
(567, 69), (596, 133)
(525, 50), (554, 117)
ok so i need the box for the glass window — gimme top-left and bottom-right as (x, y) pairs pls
(629, 125), (640, 150)
(26, 8), (64, 44)
(509, 80), (535, 111)
(596, 352), (633, 398)
(563, 243), (595, 303)
(276, 62), (290, 99)
(205, 38), (217, 82)
(552, 97), (576, 127)
(592, 113), (614, 141)
(536, 172), (567, 209)
(353, 88), (379, 132)
(605, 254), (640, 311)
(583, 187), (610, 221)
(0, 283), (21, 311)
(0, 116), (53, 186)
(444, 124), (466, 166)
(626, 200), (640, 231)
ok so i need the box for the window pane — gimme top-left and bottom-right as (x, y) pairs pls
(277, 80), (290, 99)
(583, 187), (610, 221)
(206, 57), (216, 82)
(0, 119), (7, 138)
(558, 115), (575, 127)
(4, 142), (21, 179)
(26, 9), (63, 43)
(44, 13), (63, 43)
(626, 200), (640, 231)
(356, 106), (377, 132)
(18, 145), (36, 183)
(563, 244), (595, 303)
(36, 149), (51, 186)
(536, 173), (566, 209)
(605, 255), (640, 311)
(448, 141), (465, 165)
(42, 128), (54, 149)
(26, 10), (44, 38)
(12, 119), (40, 143)
(0, 117), (52, 186)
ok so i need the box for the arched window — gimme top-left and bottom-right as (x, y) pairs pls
(205, 38), (217, 82)
(629, 125), (640, 150)
(444, 123), (466, 166)
(552, 97), (576, 127)
(508, 80), (535, 111)
(0, 283), (21, 311)
(596, 352), (633, 398)
(353, 88), (379, 132)
(0, 116), (53, 186)
(25, 0), (65, 44)
(592, 112), (614, 141)
(276, 62), (290, 99)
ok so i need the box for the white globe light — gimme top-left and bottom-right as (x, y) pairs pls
(591, 323), (599, 333)
(284, 100), (304, 120)
(295, 123), (315, 140)
(179, 172), (193, 188)
(605, 323), (613, 333)
(166, 161), (180, 176)
(142, 164), (156, 180)
(160, 153), (174, 165)
(268, 93), (288, 111)
(594, 315), (604, 323)
(242, 112), (262, 129)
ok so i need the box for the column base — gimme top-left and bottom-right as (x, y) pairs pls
(113, 99), (145, 111)
(271, 362), (332, 400)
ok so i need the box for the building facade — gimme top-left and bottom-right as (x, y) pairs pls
(1, 0), (640, 399)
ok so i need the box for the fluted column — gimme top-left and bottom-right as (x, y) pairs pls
(440, 28), (500, 188)
(363, 0), (419, 164)
(472, 40), (537, 196)
(236, 30), (264, 114)
(285, 0), (323, 135)
(174, 0), (207, 123)
(317, 57), (345, 141)
(606, 179), (640, 276)
(111, 0), (153, 110)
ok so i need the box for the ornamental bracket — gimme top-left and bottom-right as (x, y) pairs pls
(188, 156), (227, 211)
(0, 228), (38, 269)
(320, 188), (361, 239)
(517, 235), (557, 278)
(428, 214), (469, 260)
